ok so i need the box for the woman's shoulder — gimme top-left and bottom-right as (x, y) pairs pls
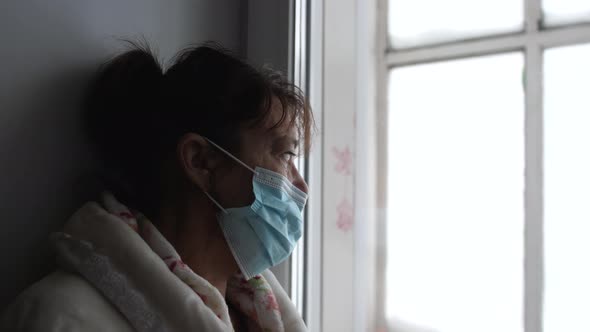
(1, 270), (134, 332)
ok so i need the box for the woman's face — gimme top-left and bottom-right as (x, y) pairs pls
(211, 99), (308, 209)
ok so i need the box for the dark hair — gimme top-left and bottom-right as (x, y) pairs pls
(84, 42), (313, 214)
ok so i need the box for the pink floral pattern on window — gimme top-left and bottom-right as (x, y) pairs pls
(336, 197), (353, 232)
(332, 146), (352, 176)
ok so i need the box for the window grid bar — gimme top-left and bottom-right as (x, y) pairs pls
(525, 0), (542, 33)
(524, 1), (544, 332)
(524, 42), (545, 332)
(386, 32), (525, 67)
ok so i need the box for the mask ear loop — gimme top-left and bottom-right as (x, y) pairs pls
(201, 137), (257, 214)
(202, 137), (257, 174)
(203, 191), (229, 215)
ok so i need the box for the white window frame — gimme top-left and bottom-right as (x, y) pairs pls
(289, 1), (323, 331)
(377, 1), (590, 331)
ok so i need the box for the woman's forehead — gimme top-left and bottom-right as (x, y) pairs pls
(240, 101), (298, 147)
(257, 97), (295, 133)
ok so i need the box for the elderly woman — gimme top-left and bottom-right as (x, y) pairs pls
(1, 43), (313, 332)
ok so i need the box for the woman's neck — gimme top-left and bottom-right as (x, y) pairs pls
(155, 195), (238, 297)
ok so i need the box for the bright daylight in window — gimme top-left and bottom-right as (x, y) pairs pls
(383, 1), (590, 332)
(388, 0), (522, 48)
(386, 53), (524, 332)
(544, 44), (590, 332)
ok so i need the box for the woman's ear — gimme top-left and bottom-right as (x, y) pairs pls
(176, 133), (220, 192)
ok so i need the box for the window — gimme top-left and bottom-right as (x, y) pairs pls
(387, 53), (524, 332)
(543, 0), (590, 27)
(388, 0), (523, 48)
(544, 44), (590, 332)
(380, 1), (590, 331)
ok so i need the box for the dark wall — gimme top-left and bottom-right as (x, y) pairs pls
(0, 0), (242, 308)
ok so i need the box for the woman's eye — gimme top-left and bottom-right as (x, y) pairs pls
(281, 151), (297, 163)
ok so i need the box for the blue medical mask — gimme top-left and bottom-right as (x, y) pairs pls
(202, 138), (307, 279)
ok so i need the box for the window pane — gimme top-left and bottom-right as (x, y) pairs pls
(386, 53), (524, 332)
(543, 0), (590, 26)
(544, 44), (590, 332)
(388, 0), (523, 49)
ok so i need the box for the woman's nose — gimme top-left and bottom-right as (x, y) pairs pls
(290, 164), (309, 194)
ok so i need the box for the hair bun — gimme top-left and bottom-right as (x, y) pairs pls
(84, 45), (164, 208)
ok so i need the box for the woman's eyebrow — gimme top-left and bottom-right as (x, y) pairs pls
(272, 135), (299, 149)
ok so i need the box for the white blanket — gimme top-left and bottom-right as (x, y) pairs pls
(5, 193), (307, 332)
